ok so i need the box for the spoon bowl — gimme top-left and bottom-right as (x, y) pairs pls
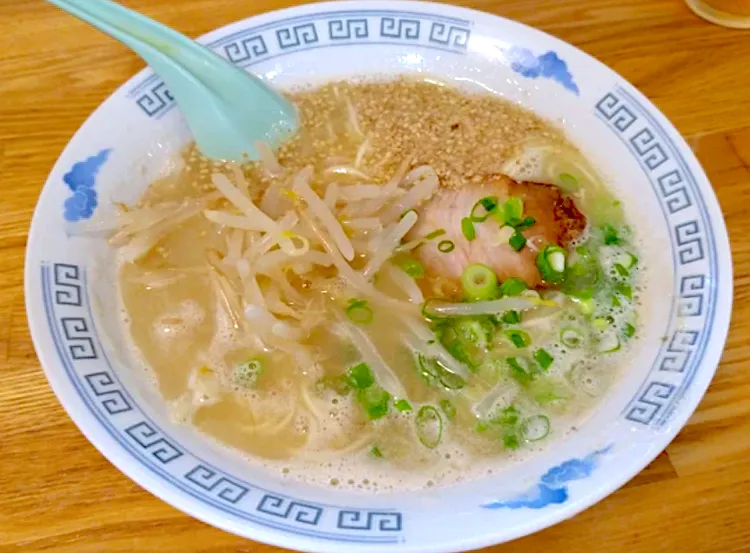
(47, 0), (298, 161)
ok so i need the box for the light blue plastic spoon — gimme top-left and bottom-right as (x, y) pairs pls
(46, 0), (298, 162)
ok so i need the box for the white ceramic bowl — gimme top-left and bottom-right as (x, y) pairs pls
(25, 2), (732, 552)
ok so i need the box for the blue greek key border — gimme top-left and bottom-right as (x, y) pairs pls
(41, 263), (402, 544)
(595, 86), (719, 428)
(125, 9), (472, 119)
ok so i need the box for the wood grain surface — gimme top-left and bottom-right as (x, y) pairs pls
(1, 1), (749, 551)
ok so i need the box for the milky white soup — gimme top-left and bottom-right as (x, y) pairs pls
(114, 79), (644, 491)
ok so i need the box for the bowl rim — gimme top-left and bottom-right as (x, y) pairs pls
(24, 1), (733, 552)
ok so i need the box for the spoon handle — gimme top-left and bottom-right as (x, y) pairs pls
(46, 0), (298, 161)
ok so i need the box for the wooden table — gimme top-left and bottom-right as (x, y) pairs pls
(2, 1), (749, 551)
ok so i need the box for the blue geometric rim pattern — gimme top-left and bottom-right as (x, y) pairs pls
(41, 263), (402, 543)
(126, 9), (472, 118)
(595, 86), (718, 428)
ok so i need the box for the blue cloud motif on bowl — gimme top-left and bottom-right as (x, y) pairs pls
(506, 46), (579, 95)
(482, 445), (612, 510)
(63, 149), (111, 222)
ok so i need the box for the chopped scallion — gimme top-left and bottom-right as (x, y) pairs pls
(509, 230), (527, 251)
(602, 224), (620, 245)
(616, 282), (633, 300)
(503, 433), (520, 450)
(560, 327), (584, 348)
(614, 263), (629, 277)
(536, 245), (566, 283)
(495, 404), (519, 425)
(461, 263), (499, 301)
(346, 299), (374, 324)
(371, 446), (383, 458)
(505, 329), (531, 348)
(394, 398), (413, 412)
(439, 399), (456, 421)
(357, 386), (391, 420)
(521, 415), (551, 441)
(501, 310), (521, 324)
(623, 323), (636, 338)
(598, 332), (621, 353)
(461, 217), (476, 241)
(558, 173), (580, 191)
(514, 216), (536, 231)
(508, 356), (534, 384)
(499, 277), (528, 297)
(533, 348), (554, 370)
(437, 239), (455, 253)
(416, 405), (443, 448)
(398, 257), (425, 279)
(425, 228), (446, 240)
(346, 362), (375, 390)
(470, 195), (499, 222)
(503, 197), (524, 225)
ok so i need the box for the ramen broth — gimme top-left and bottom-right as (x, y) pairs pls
(115, 79), (643, 491)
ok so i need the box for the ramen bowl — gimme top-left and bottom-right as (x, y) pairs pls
(25, 2), (732, 551)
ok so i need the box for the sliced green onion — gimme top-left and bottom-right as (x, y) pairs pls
(470, 195), (499, 222)
(418, 353), (465, 389)
(560, 327), (584, 348)
(398, 257), (425, 279)
(522, 415), (551, 441)
(614, 263), (629, 277)
(416, 352), (440, 379)
(437, 365), (466, 390)
(615, 252), (638, 269)
(357, 386), (391, 420)
(461, 263), (498, 301)
(536, 245), (566, 283)
(416, 405), (443, 448)
(616, 282), (633, 300)
(317, 374), (351, 395)
(499, 277), (528, 297)
(562, 246), (600, 299)
(592, 317), (612, 331)
(612, 295), (621, 307)
(508, 356), (534, 384)
(509, 230), (527, 252)
(346, 362), (375, 390)
(425, 228), (446, 240)
(533, 348), (554, 370)
(461, 217), (476, 241)
(346, 298), (374, 324)
(502, 433), (520, 450)
(598, 332), (621, 353)
(573, 297), (595, 315)
(439, 399), (456, 421)
(495, 404), (519, 425)
(394, 398), (413, 412)
(234, 358), (264, 388)
(503, 197), (524, 225)
(437, 240), (455, 253)
(505, 329), (531, 348)
(475, 421), (490, 433)
(623, 323), (636, 338)
(501, 310), (521, 324)
(371, 445), (383, 458)
(602, 224), (620, 245)
(514, 216), (536, 231)
(558, 173), (580, 191)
